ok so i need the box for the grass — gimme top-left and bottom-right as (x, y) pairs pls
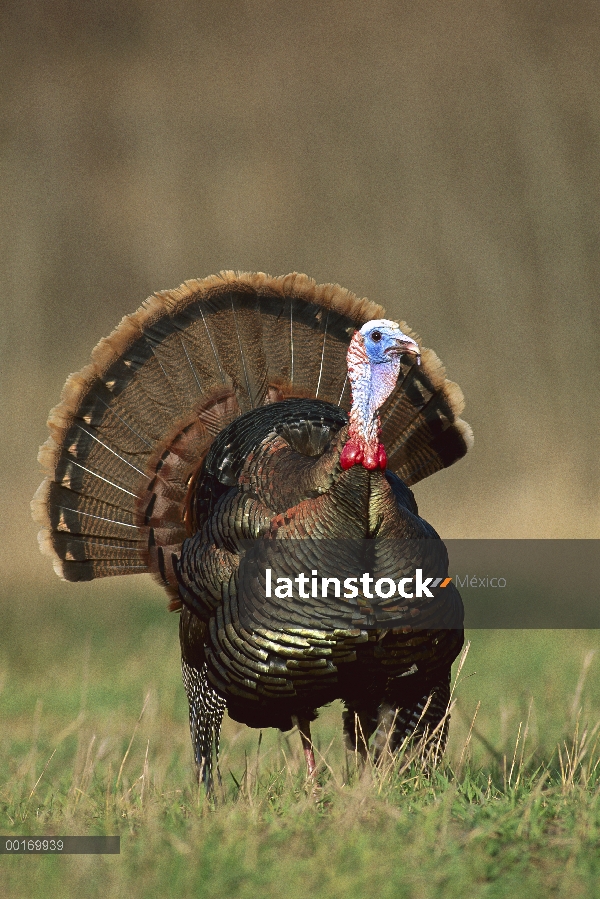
(1, 583), (599, 898)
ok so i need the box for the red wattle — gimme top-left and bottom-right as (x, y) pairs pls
(341, 442), (387, 471)
(363, 451), (379, 470)
(340, 442), (362, 470)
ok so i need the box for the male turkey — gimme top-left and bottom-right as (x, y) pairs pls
(32, 271), (472, 788)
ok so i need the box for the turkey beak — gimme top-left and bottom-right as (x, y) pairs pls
(392, 335), (421, 365)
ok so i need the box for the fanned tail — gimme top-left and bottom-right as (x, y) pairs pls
(31, 271), (382, 598)
(32, 271), (472, 599)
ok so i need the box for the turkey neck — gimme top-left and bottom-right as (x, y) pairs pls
(346, 332), (401, 458)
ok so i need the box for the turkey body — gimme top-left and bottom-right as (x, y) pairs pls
(33, 271), (472, 785)
(178, 398), (463, 733)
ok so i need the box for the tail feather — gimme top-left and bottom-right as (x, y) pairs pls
(381, 336), (473, 486)
(32, 271), (471, 592)
(205, 291), (269, 411)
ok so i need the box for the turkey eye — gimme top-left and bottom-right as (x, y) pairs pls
(371, 331), (382, 342)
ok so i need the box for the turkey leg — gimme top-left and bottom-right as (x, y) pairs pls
(292, 715), (316, 778)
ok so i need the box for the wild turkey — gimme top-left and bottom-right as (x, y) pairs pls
(32, 271), (472, 787)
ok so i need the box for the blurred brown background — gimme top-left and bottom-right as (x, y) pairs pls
(2, 0), (599, 587)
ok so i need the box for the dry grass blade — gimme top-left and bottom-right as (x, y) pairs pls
(27, 746), (58, 801)
(457, 700), (480, 778)
(116, 691), (151, 791)
(517, 698), (533, 785)
(507, 721), (522, 790)
(449, 641), (471, 704)
(141, 738), (150, 803)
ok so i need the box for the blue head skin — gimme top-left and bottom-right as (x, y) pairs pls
(359, 319), (420, 365)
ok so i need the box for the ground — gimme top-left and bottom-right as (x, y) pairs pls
(1, 584), (599, 898)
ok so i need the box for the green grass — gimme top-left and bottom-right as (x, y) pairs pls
(1, 584), (599, 898)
